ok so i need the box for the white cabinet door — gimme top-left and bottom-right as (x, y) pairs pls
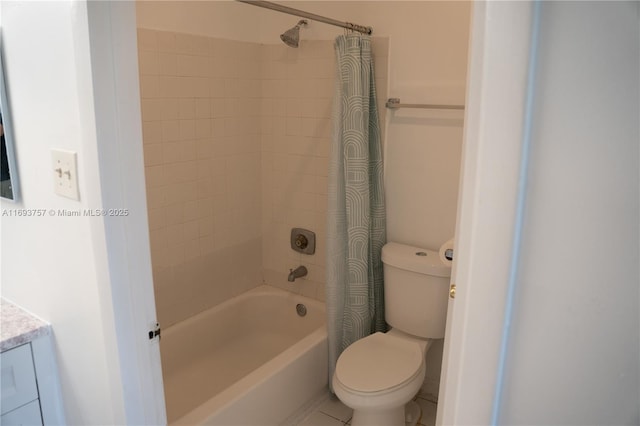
(0, 400), (43, 426)
(1, 344), (38, 415)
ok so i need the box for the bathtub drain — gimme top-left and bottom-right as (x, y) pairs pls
(296, 303), (307, 317)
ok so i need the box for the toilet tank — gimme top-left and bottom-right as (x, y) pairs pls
(382, 242), (451, 339)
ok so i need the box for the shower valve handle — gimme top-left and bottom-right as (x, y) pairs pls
(295, 234), (308, 249)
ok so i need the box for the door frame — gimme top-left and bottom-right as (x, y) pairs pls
(85, 2), (166, 424)
(437, 2), (538, 424)
(94, 1), (540, 423)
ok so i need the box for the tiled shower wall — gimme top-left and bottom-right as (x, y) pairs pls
(137, 29), (388, 326)
(260, 40), (388, 300)
(137, 29), (263, 326)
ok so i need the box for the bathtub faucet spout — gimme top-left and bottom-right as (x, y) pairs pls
(288, 266), (308, 282)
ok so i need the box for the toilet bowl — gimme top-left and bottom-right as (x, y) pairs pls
(333, 331), (432, 426)
(332, 242), (452, 426)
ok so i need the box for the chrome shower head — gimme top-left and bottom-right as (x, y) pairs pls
(280, 20), (307, 48)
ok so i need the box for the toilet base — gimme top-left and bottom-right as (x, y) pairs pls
(349, 401), (422, 426)
(351, 405), (404, 426)
(405, 400), (421, 426)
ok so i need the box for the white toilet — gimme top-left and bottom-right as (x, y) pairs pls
(332, 242), (451, 426)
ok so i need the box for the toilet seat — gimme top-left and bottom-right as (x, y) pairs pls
(334, 332), (424, 395)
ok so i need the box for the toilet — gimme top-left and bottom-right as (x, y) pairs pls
(332, 242), (451, 426)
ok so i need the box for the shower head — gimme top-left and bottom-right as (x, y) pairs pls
(280, 20), (307, 48)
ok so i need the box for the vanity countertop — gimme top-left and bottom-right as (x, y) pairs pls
(1, 299), (50, 352)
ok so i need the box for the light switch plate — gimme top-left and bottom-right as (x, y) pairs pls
(51, 149), (80, 200)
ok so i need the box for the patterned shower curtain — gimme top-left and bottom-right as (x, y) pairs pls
(326, 34), (387, 388)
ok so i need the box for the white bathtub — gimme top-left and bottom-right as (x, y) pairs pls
(162, 285), (328, 425)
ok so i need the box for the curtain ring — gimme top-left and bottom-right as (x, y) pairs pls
(345, 23), (355, 35)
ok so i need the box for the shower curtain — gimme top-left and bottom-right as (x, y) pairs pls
(326, 34), (386, 388)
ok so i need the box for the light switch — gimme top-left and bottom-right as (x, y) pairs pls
(51, 149), (80, 200)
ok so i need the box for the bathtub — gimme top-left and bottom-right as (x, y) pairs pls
(161, 285), (328, 425)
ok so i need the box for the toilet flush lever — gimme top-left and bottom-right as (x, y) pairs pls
(449, 284), (456, 299)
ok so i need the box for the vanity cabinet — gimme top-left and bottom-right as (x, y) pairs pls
(1, 300), (65, 425)
(1, 343), (43, 425)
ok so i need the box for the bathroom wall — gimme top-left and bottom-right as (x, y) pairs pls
(247, 1), (469, 400)
(0, 2), (135, 423)
(499, 2), (639, 423)
(138, 29), (388, 323)
(258, 40), (333, 300)
(137, 1), (471, 248)
(138, 29), (263, 327)
(259, 39), (388, 300)
(137, 0), (470, 400)
(249, 1), (470, 251)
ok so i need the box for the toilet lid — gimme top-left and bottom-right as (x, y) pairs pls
(335, 332), (423, 393)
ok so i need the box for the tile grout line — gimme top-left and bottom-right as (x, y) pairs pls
(317, 409), (351, 424)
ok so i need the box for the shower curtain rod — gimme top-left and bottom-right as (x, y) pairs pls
(235, 0), (373, 35)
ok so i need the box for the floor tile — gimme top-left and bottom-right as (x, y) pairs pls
(415, 397), (437, 426)
(417, 389), (439, 404)
(293, 390), (439, 426)
(299, 411), (345, 426)
(317, 395), (353, 422)
(283, 389), (332, 426)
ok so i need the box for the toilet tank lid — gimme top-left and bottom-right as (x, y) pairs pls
(382, 242), (451, 277)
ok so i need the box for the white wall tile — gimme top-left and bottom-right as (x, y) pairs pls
(158, 53), (177, 76)
(141, 31), (387, 325)
(160, 100), (179, 120)
(144, 144), (164, 166)
(157, 32), (177, 53)
(142, 122), (162, 144)
(141, 99), (163, 121)
(138, 50), (159, 76)
(137, 28), (158, 52)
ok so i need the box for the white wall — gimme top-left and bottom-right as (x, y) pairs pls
(439, 3), (639, 424)
(437, 3), (537, 422)
(137, 0), (471, 251)
(0, 2), (130, 424)
(267, 1), (470, 251)
(500, 2), (639, 423)
(137, 29), (265, 327)
(85, 2), (167, 422)
(258, 38), (389, 302)
(136, 0), (264, 42)
(137, 0), (470, 398)
(259, 1), (470, 252)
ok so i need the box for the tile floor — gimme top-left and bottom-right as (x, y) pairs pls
(295, 390), (438, 426)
